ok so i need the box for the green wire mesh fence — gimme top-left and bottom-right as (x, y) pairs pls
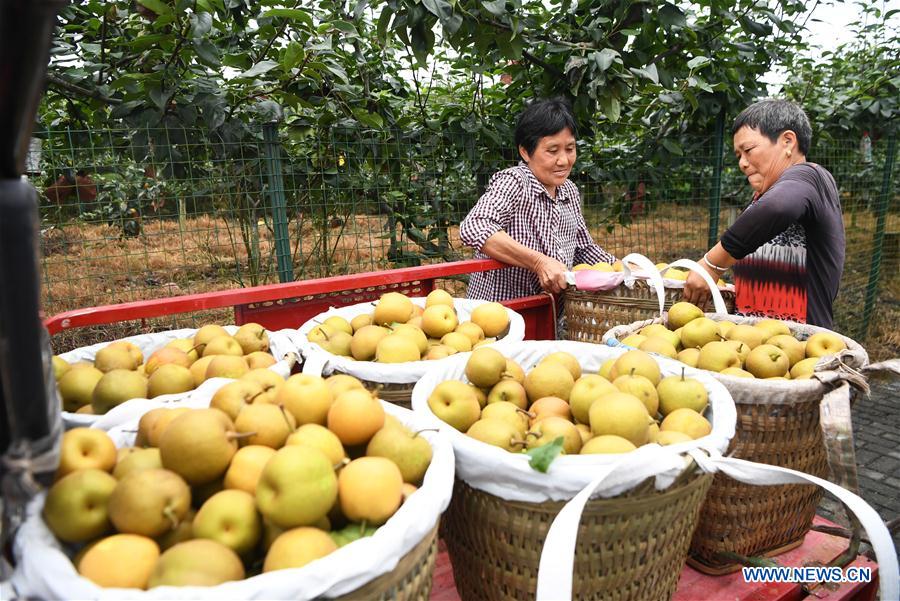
(31, 123), (898, 358)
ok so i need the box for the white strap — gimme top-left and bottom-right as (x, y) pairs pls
(667, 258), (729, 314)
(621, 253), (666, 316)
(300, 347), (330, 377)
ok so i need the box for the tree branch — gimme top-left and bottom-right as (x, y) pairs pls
(522, 50), (565, 79)
(46, 73), (122, 104)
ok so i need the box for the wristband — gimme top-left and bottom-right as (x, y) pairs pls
(703, 253), (728, 273)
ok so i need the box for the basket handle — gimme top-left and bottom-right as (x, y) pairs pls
(535, 449), (898, 601)
(665, 258), (729, 314)
(620, 252), (667, 316)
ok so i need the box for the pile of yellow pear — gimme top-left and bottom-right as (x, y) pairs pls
(619, 301), (848, 380)
(572, 258), (727, 287)
(307, 290), (510, 362)
(41, 372), (432, 590)
(53, 323), (279, 415)
(427, 347), (712, 456)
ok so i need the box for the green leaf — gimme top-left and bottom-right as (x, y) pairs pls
(193, 39), (220, 66)
(376, 8), (392, 42)
(687, 75), (713, 93)
(238, 60), (279, 78)
(149, 86), (170, 110)
(658, 3), (685, 30)
(262, 8), (314, 29)
(629, 64), (658, 84)
(526, 437), (564, 473)
(352, 108), (384, 128)
(282, 41), (304, 71)
(600, 95), (621, 122)
(482, 0), (506, 17)
(593, 48), (618, 72)
(137, 0), (172, 16)
(660, 138), (682, 155)
(687, 56), (710, 70)
(323, 20), (359, 35)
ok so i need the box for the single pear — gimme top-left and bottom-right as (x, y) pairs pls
(667, 302), (703, 330)
(148, 539), (244, 587)
(526, 416), (582, 454)
(338, 457), (403, 525)
(660, 408), (711, 440)
(366, 426), (433, 485)
(467, 418), (527, 452)
(486, 378), (529, 409)
(613, 372), (659, 415)
(580, 435), (637, 454)
(539, 351), (582, 380)
(91, 369), (148, 414)
(192, 489), (261, 556)
(427, 381), (481, 432)
(569, 374), (617, 424)
(588, 392), (651, 446)
(42, 469), (117, 542)
(466, 347), (508, 388)
(147, 363), (194, 398)
(108, 468), (192, 537)
(113, 447), (163, 479)
(159, 409), (240, 485)
(234, 323), (270, 354)
(58, 365), (103, 412)
(256, 446), (338, 529)
(264, 527), (338, 572)
(524, 362), (575, 403)
(657, 368), (709, 415)
(234, 403), (296, 448)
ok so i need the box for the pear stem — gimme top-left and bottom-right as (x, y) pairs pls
(333, 457), (351, 471)
(510, 438), (528, 448)
(162, 505), (181, 530)
(516, 408), (536, 419)
(227, 431), (257, 441)
(680, 366), (685, 381)
(413, 428), (440, 438)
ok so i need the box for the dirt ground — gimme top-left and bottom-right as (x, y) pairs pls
(41, 205), (899, 359)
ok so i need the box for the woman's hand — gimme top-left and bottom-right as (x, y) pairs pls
(683, 270), (713, 310)
(533, 255), (568, 294)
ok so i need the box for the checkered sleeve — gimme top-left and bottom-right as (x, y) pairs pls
(459, 170), (522, 253)
(571, 190), (616, 265)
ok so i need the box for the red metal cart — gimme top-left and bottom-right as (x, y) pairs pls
(43, 259), (880, 601)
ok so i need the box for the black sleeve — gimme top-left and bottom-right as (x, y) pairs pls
(720, 176), (815, 260)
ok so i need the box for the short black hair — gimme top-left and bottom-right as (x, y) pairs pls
(732, 99), (813, 156)
(514, 97), (578, 155)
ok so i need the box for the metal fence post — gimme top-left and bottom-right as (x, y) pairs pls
(707, 109), (726, 249)
(859, 135), (896, 340)
(262, 121), (294, 283)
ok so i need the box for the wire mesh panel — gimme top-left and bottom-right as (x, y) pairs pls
(33, 124), (898, 359)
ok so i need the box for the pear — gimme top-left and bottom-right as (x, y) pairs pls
(224, 445), (277, 495)
(91, 369), (148, 414)
(265, 527), (338, 572)
(145, 347), (192, 375)
(676, 348), (701, 368)
(350, 313), (373, 332)
(321, 315), (353, 336)
(529, 396), (572, 423)
(744, 344), (790, 378)
(638, 324), (681, 350)
(241, 368), (284, 399)
(350, 325), (391, 361)
(425, 288), (455, 308)
(57, 427), (117, 477)
(202, 335), (244, 357)
(338, 457), (403, 525)
(422, 304), (459, 338)
(147, 364), (194, 398)
(486, 378), (528, 409)
(611, 350), (661, 385)
(234, 403), (296, 448)
(466, 347), (508, 388)
(375, 334), (421, 363)
(660, 408), (711, 440)
(427, 381), (481, 432)
(681, 317), (720, 349)
(366, 426), (433, 484)
(569, 374), (617, 424)
(470, 302), (510, 337)
(657, 368), (709, 415)
(504, 359), (526, 384)
(455, 321), (485, 346)
(657, 431), (693, 445)
(320, 330), (353, 356)
(159, 409), (240, 485)
(166, 338), (201, 362)
(717, 321), (735, 338)
(754, 319), (791, 341)
(108, 468), (192, 537)
(145, 407), (191, 448)
(325, 373), (365, 397)
(613, 372), (659, 415)
(470, 384), (489, 408)
(581, 435), (637, 454)
(135, 407), (170, 447)
(423, 345), (452, 360)
(441, 331), (473, 353)
(805, 332), (847, 358)
(205, 355), (250, 379)
(58, 365), (103, 412)
(42, 469), (118, 542)
(155, 509), (195, 551)
(720, 367), (755, 378)
(540, 352), (582, 380)
(234, 323), (270, 354)
(373, 292), (414, 325)
(790, 357), (820, 379)
(467, 418), (527, 452)
(697, 341), (741, 372)
(192, 489), (261, 556)
(620, 334), (648, 348)
(276, 373), (333, 425)
(307, 323), (335, 344)
(725, 324), (766, 350)
(94, 341), (143, 372)
(638, 337), (678, 359)
(211, 380), (266, 420)
(194, 324), (231, 347)
(526, 416), (582, 454)
(767, 334), (805, 366)
(256, 445), (338, 529)
(575, 423), (592, 444)
(667, 302), (704, 329)
(392, 323), (429, 355)
(598, 359), (617, 380)
(588, 392), (651, 446)
(77, 534), (159, 589)
(327, 388), (385, 446)
(285, 424), (347, 466)
(725, 340), (751, 364)
(52, 355), (71, 381)
(189, 356), (216, 386)
(113, 448), (163, 479)
(524, 362), (575, 403)
(480, 401), (531, 435)
(246, 351), (277, 370)
(148, 539), (244, 587)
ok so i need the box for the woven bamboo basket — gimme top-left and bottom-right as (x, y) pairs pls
(331, 523), (439, 601)
(602, 315), (867, 574)
(332, 371), (416, 409)
(444, 470), (714, 601)
(564, 282), (736, 343)
(688, 396), (829, 574)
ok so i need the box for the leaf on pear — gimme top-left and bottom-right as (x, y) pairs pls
(526, 436), (564, 473)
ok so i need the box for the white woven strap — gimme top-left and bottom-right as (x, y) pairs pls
(621, 253), (666, 315)
(667, 258), (729, 314)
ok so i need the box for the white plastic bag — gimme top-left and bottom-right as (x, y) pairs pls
(59, 326), (299, 429)
(294, 297), (525, 383)
(11, 403), (455, 600)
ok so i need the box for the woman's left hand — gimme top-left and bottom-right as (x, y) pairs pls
(683, 268), (716, 309)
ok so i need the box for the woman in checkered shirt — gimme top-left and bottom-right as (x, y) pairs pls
(460, 98), (616, 302)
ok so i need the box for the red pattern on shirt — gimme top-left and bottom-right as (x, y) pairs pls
(459, 163), (615, 301)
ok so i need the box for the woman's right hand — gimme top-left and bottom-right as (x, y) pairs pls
(533, 255), (568, 294)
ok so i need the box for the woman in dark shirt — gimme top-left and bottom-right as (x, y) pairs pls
(684, 99), (845, 328)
